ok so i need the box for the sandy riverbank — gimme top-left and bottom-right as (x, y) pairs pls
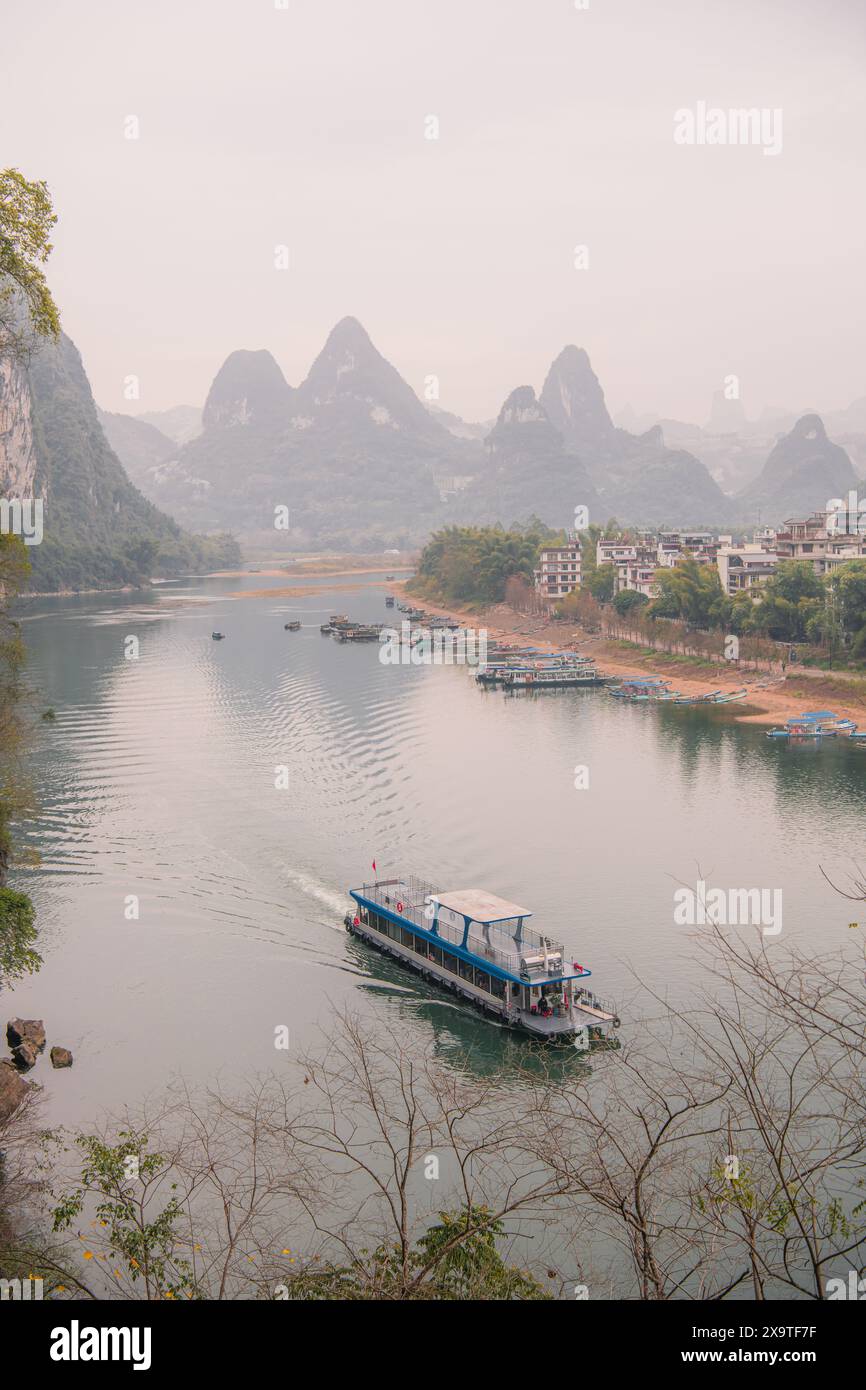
(392, 585), (866, 729)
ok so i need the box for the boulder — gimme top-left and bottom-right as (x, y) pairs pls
(12, 1040), (39, 1070)
(50, 1047), (73, 1069)
(6, 1018), (46, 1051)
(0, 1059), (31, 1121)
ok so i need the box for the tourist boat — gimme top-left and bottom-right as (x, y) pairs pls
(797, 710), (857, 733)
(500, 666), (609, 690)
(344, 877), (619, 1044)
(284, 620), (301, 631)
(477, 655), (604, 687)
(766, 710), (853, 739)
(211, 631), (226, 641)
(335, 624), (382, 642)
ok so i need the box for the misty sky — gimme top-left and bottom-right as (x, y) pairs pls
(3, 0), (865, 426)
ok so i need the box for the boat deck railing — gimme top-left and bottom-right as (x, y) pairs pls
(356, 877), (572, 977)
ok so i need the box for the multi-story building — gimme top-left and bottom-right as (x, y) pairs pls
(614, 556), (659, 598)
(716, 544), (778, 596)
(533, 543), (581, 599)
(597, 539), (638, 566)
(774, 513), (866, 577)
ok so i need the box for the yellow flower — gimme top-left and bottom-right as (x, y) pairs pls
(83, 1251), (93, 1260)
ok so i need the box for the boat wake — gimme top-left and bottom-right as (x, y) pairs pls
(282, 866), (348, 925)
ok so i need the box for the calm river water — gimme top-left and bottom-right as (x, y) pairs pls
(6, 571), (866, 1130)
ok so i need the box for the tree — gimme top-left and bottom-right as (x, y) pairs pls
(647, 553), (729, 629)
(0, 168), (60, 355)
(750, 561), (823, 643)
(832, 560), (866, 655)
(613, 589), (649, 617)
(0, 887), (40, 986)
(584, 563), (615, 602)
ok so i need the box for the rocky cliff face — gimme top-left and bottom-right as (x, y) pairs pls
(0, 355), (41, 497)
(539, 346), (618, 457)
(3, 330), (239, 590)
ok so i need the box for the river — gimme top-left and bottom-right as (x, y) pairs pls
(6, 570), (865, 1131)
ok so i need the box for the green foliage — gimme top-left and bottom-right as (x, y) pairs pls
(0, 168), (60, 352)
(410, 521), (563, 605)
(647, 552), (730, 628)
(0, 886), (40, 986)
(833, 560), (866, 646)
(281, 1205), (551, 1301)
(52, 1132), (195, 1301)
(584, 562), (615, 601)
(612, 588), (649, 616)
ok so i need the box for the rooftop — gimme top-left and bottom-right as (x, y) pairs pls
(434, 888), (532, 923)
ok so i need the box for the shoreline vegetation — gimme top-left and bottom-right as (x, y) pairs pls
(405, 524), (866, 728)
(20, 556), (417, 600)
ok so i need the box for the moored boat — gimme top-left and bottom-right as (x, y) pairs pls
(345, 877), (618, 1044)
(335, 623), (382, 642)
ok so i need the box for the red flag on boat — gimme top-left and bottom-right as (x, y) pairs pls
(372, 860), (377, 873)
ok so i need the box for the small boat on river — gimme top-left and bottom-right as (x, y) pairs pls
(284, 620), (301, 631)
(211, 631), (226, 641)
(766, 710), (857, 739)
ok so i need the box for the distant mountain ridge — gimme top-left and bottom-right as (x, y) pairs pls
(101, 320), (863, 544)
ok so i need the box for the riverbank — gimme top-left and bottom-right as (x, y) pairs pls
(395, 586), (866, 729)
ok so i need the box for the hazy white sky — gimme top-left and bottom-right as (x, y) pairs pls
(3, 0), (865, 425)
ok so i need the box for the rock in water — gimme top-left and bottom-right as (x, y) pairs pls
(12, 1040), (39, 1070)
(0, 1060), (30, 1123)
(50, 1047), (73, 1069)
(6, 1018), (46, 1051)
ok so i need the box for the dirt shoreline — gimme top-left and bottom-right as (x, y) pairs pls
(392, 585), (866, 730)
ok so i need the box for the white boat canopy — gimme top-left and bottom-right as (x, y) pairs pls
(433, 888), (533, 923)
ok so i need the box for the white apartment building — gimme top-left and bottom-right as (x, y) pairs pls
(533, 544), (581, 599)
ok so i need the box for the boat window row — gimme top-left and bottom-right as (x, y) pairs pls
(361, 909), (507, 999)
